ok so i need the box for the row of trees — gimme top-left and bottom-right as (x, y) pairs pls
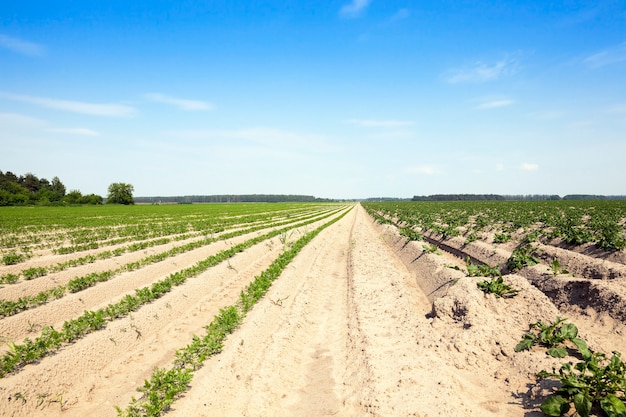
(134, 194), (332, 204)
(0, 170), (135, 206)
(411, 194), (626, 201)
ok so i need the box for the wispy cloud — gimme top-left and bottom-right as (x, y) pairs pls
(145, 93), (214, 111)
(45, 127), (99, 136)
(475, 99), (515, 110)
(496, 163), (505, 172)
(388, 8), (410, 23)
(584, 42), (626, 68)
(0, 34), (44, 56)
(339, 0), (372, 18)
(444, 55), (519, 84)
(0, 92), (137, 117)
(405, 165), (442, 175)
(345, 118), (415, 128)
(520, 162), (539, 171)
(0, 112), (46, 126)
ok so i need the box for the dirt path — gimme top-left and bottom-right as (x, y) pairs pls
(166, 204), (524, 416)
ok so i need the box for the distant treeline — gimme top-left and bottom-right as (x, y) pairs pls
(135, 194), (335, 204)
(411, 194), (626, 201)
(0, 170), (102, 206)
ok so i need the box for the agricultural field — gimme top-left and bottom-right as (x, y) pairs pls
(1, 201), (625, 416)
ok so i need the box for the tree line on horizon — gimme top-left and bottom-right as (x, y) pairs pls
(134, 194), (334, 204)
(0, 170), (103, 206)
(410, 194), (626, 201)
(0, 170), (137, 206)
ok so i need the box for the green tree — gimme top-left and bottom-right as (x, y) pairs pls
(107, 182), (134, 205)
(50, 176), (66, 201)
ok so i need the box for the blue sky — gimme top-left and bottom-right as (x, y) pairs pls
(1, 1), (625, 199)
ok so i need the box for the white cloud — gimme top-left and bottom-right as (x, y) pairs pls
(405, 165), (442, 175)
(345, 119), (415, 128)
(0, 34), (44, 56)
(339, 0), (372, 18)
(0, 92), (137, 117)
(445, 56), (518, 84)
(145, 93), (214, 111)
(388, 8), (410, 23)
(583, 42), (626, 68)
(496, 163), (505, 171)
(46, 127), (99, 136)
(520, 162), (539, 171)
(475, 99), (515, 110)
(0, 112), (46, 126)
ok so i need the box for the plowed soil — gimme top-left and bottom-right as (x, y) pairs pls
(1, 204), (624, 417)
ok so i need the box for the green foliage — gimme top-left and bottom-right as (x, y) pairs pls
(538, 351), (626, 417)
(2, 251), (25, 265)
(507, 244), (540, 272)
(399, 226), (423, 242)
(107, 182), (135, 205)
(0, 273), (20, 284)
(549, 258), (569, 276)
(493, 232), (511, 243)
(423, 243), (441, 254)
(465, 257), (501, 278)
(22, 267), (47, 280)
(476, 276), (518, 298)
(515, 317), (591, 358)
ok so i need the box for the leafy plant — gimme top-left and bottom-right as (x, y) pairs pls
(515, 317), (590, 358)
(549, 258), (569, 276)
(493, 232), (511, 243)
(507, 244), (540, 272)
(423, 243), (441, 255)
(22, 267), (47, 280)
(476, 276), (518, 298)
(464, 232), (478, 244)
(2, 251), (25, 265)
(538, 351), (626, 417)
(398, 226), (422, 242)
(465, 257), (501, 278)
(0, 273), (20, 284)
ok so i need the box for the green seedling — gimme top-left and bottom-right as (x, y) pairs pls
(423, 243), (441, 255)
(549, 258), (569, 276)
(465, 257), (501, 278)
(515, 317), (590, 358)
(476, 276), (518, 298)
(507, 244), (540, 272)
(399, 226), (423, 243)
(493, 232), (511, 243)
(538, 351), (626, 417)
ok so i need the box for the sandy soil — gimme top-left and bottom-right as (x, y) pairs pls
(1, 204), (625, 416)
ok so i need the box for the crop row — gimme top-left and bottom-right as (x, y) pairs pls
(362, 200), (626, 251)
(0, 203), (329, 259)
(0, 205), (344, 318)
(0, 205), (335, 283)
(115, 206), (352, 416)
(0, 205), (349, 379)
